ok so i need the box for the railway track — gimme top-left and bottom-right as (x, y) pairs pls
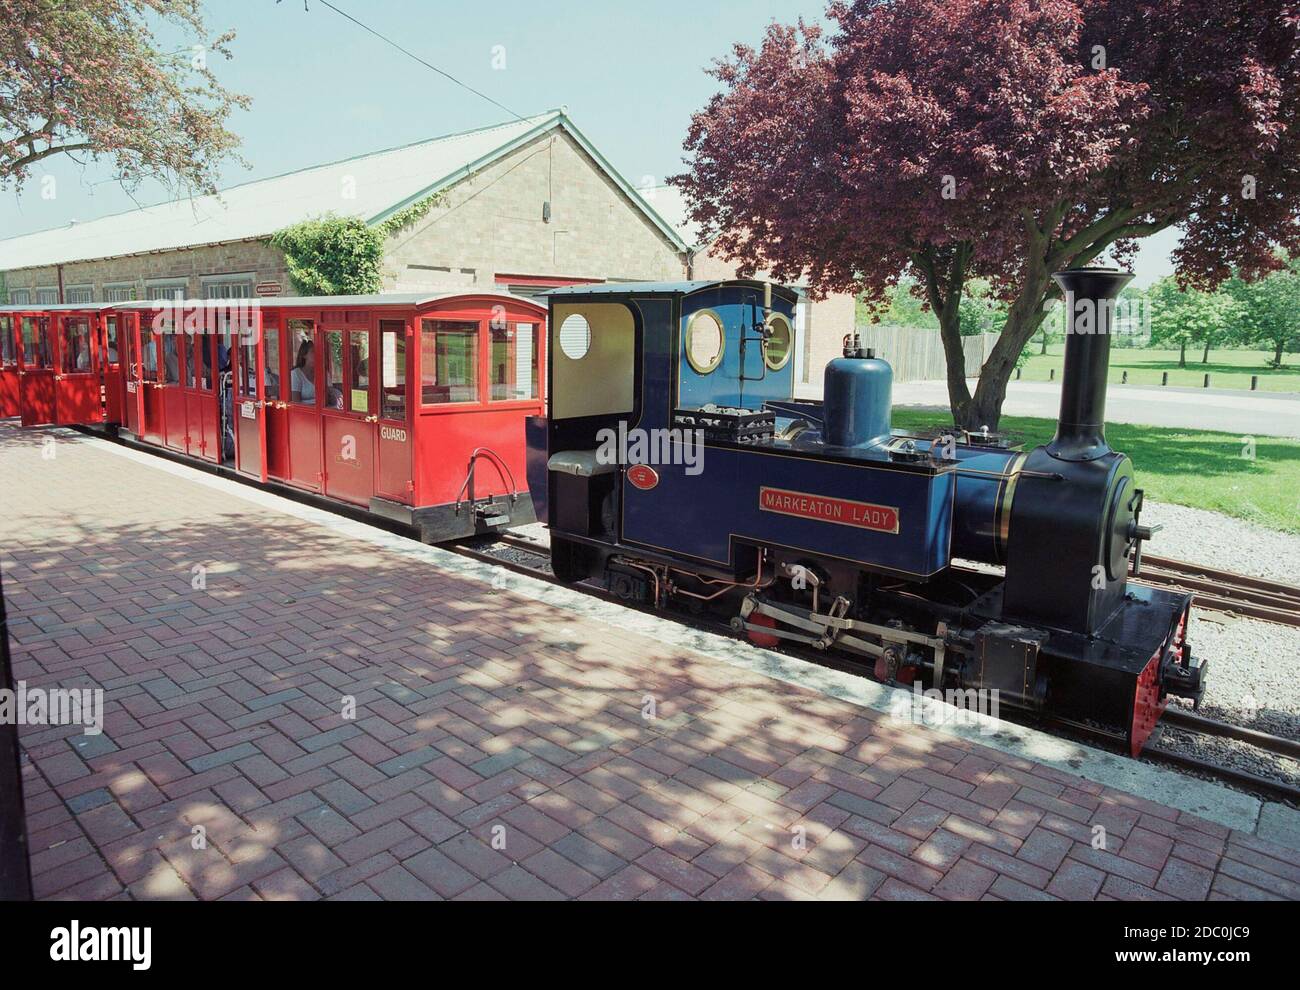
(452, 533), (1300, 805)
(1133, 555), (1300, 628)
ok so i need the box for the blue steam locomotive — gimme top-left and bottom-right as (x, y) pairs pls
(525, 270), (1205, 755)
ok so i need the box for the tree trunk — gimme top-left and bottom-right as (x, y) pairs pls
(956, 274), (1052, 432)
(1039, 330), (1048, 355)
(1201, 340), (1210, 364)
(1275, 338), (1286, 367)
(1179, 340), (1186, 367)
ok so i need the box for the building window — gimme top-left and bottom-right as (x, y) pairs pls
(202, 274), (254, 298)
(104, 284), (136, 303)
(65, 286), (93, 305)
(146, 281), (187, 301)
(420, 319), (479, 405)
(8, 289), (30, 306)
(35, 288), (58, 305)
(490, 323), (538, 401)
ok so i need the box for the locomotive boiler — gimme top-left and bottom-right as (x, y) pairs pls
(526, 270), (1206, 755)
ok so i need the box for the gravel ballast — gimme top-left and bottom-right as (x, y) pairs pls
(1142, 500), (1300, 583)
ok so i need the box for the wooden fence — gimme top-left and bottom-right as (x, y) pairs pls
(856, 325), (1000, 383)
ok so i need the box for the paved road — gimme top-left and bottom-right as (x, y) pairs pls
(800, 380), (1300, 438)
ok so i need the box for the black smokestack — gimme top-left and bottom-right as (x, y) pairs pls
(1047, 267), (1134, 462)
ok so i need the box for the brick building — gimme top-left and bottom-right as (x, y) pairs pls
(0, 110), (689, 304)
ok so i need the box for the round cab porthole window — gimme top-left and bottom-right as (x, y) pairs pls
(559, 314), (591, 360)
(685, 310), (725, 375)
(764, 313), (793, 371)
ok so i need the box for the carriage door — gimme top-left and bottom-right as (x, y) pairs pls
(285, 318), (322, 492)
(119, 314), (143, 437)
(160, 328), (187, 452)
(0, 316), (18, 418)
(375, 319), (413, 504)
(321, 324), (378, 507)
(100, 314), (124, 424)
(19, 315), (55, 427)
(182, 333), (220, 461)
(234, 313), (267, 480)
(54, 314), (103, 425)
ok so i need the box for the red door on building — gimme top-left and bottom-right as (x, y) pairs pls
(284, 318), (323, 492)
(54, 314), (104, 425)
(375, 318), (413, 503)
(19, 315), (55, 427)
(321, 324), (378, 507)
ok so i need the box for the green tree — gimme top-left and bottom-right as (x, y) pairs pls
(1225, 254), (1300, 367)
(1148, 278), (1240, 367)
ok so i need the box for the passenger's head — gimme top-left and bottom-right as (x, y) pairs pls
(295, 339), (314, 372)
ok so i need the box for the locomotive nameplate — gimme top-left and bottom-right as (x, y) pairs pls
(759, 486), (900, 535)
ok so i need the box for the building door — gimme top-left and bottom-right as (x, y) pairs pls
(284, 318), (323, 492)
(375, 319), (413, 503)
(53, 314), (103, 425)
(19, 315), (55, 427)
(321, 326), (378, 507)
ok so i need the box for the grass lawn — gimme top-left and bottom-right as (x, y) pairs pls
(891, 408), (1300, 533)
(1019, 345), (1300, 392)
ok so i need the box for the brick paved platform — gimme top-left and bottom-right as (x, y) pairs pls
(2, 422), (1298, 901)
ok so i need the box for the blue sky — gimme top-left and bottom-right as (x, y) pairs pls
(0, 0), (1176, 285)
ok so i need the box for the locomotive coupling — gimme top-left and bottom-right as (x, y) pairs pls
(1162, 652), (1208, 710)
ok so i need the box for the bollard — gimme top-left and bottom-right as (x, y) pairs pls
(1162, 372), (1168, 386)
(1252, 376), (1259, 391)
(1122, 371), (1128, 385)
(1016, 368), (1021, 380)
(1049, 368), (1055, 382)
(1204, 374), (1211, 388)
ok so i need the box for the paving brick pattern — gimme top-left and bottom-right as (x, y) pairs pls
(2, 425), (1298, 901)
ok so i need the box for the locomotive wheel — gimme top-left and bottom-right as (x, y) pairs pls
(549, 536), (588, 585)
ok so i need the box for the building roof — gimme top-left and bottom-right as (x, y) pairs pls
(547, 279), (799, 299)
(0, 110), (688, 272)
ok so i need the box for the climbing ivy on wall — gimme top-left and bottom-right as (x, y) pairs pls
(268, 192), (444, 296)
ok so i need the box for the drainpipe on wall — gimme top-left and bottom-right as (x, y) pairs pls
(56, 264), (64, 304)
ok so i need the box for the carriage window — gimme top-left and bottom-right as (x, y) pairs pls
(323, 330), (345, 410)
(490, 323), (538, 401)
(196, 336), (213, 390)
(0, 317), (13, 365)
(263, 324), (281, 400)
(22, 317), (52, 369)
(288, 320), (315, 405)
(558, 314), (590, 360)
(141, 331), (159, 383)
(421, 320), (479, 405)
(764, 313), (793, 371)
(104, 317), (119, 363)
(380, 321), (406, 420)
(62, 317), (92, 373)
(347, 330), (370, 414)
(185, 336), (198, 387)
(163, 335), (180, 385)
(685, 310), (725, 374)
